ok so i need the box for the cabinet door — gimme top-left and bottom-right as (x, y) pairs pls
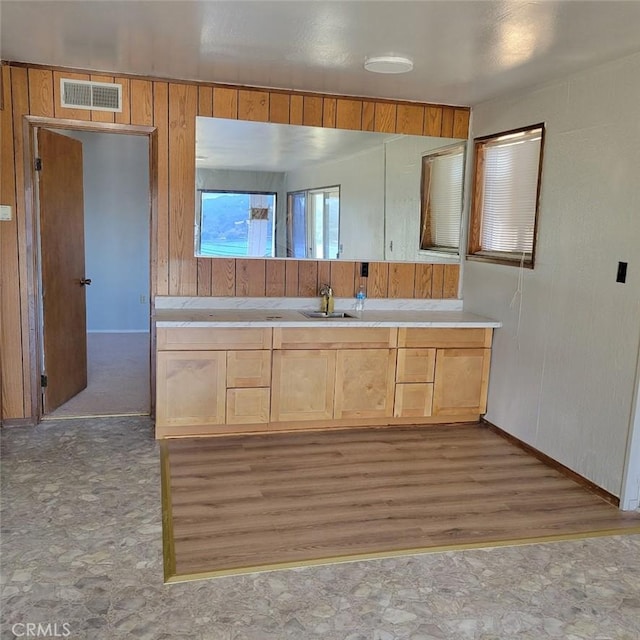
(226, 388), (270, 424)
(394, 383), (433, 418)
(156, 351), (226, 427)
(227, 350), (271, 387)
(334, 349), (396, 419)
(433, 348), (491, 416)
(271, 350), (336, 422)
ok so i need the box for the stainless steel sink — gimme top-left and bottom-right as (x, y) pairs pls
(301, 311), (356, 319)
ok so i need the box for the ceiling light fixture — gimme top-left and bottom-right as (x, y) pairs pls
(364, 55), (413, 74)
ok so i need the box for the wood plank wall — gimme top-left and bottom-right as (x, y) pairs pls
(0, 62), (468, 421)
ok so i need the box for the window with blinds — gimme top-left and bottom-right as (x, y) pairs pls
(468, 124), (544, 268)
(420, 143), (465, 253)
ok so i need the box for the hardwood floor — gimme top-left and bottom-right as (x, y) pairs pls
(161, 424), (640, 582)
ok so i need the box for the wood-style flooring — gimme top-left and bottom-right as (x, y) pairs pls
(161, 424), (640, 582)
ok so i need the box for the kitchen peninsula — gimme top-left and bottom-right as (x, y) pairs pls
(154, 297), (501, 439)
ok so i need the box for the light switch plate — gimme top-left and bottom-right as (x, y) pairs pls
(0, 205), (13, 221)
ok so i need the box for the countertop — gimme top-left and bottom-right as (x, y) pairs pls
(155, 308), (501, 329)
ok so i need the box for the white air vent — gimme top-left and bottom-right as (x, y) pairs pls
(60, 78), (122, 112)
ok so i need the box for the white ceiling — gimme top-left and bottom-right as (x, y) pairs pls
(2, 1), (640, 106)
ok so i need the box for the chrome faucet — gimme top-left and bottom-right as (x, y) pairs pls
(319, 283), (334, 314)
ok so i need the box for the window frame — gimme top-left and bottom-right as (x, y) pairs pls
(467, 123), (545, 269)
(419, 142), (466, 256)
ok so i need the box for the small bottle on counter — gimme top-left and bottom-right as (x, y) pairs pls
(354, 284), (366, 317)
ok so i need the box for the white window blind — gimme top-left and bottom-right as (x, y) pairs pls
(421, 144), (464, 251)
(479, 127), (542, 256)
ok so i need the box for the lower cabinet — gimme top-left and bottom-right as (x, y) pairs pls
(155, 326), (494, 437)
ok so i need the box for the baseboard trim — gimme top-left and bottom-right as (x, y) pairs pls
(481, 418), (619, 507)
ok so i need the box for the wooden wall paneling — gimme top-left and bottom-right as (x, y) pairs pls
(414, 264), (433, 298)
(195, 84), (213, 295)
(10, 67), (32, 418)
(0, 65), (24, 419)
(265, 260), (286, 296)
(368, 262), (389, 298)
(336, 99), (362, 131)
(236, 259), (266, 296)
(374, 102), (397, 133)
(52, 70), (91, 120)
(197, 86), (213, 117)
(317, 261), (331, 293)
(302, 96), (323, 127)
(27, 68), (54, 117)
(211, 258), (236, 296)
(388, 263), (416, 298)
(443, 264), (460, 299)
(453, 109), (470, 139)
(424, 106), (443, 137)
(329, 262), (356, 297)
(89, 74), (115, 123)
(322, 98), (336, 128)
(440, 106), (454, 138)
(269, 93), (290, 124)
(130, 79), (154, 125)
(362, 101), (375, 131)
(114, 77), (131, 125)
(289, 95), (303, 125)
(431, 264), (445, 298)
(168, 82), (198, 295)
(238, 89), (269, 122)
(285, 260), (299, 296)
(297, 261), (318, 296)
(153, 82), (170, 295)
(197, 259), (212, 296)
(396, 104), (424, 135)
(213, 87), (238, 119)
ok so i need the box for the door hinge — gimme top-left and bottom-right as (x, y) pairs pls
(41, 374), (48, 388)
(35, 158), (42, 171)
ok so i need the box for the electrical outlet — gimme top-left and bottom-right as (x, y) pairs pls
(361, 262), (369, 278)
(0, 205), (12, 221)
(139, 295), (147, 304)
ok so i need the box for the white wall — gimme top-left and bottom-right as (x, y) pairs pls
(74, 131), (150, 332)
(284, 147), (385, 260)
(463, 52), (640, 497)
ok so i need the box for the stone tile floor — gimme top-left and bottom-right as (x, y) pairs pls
(1, 416), (639, 640)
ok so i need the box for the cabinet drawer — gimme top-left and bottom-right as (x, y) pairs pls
(394, 383), (433, 418)
(398, 328), (492, 349)
(157, 327), (272, 351)
(396, 348), (436, 383)
(273, 327), (397, 349)
(226, 388), (270, 424)
(227, 350), (271, 387)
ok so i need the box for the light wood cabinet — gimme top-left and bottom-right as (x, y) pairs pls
(271, 350), (336, 422)
(155, 325), (494, 437)
(433, 348), (491, 416)
(334, 349), (396, 419)
(156, 351), (226, 427)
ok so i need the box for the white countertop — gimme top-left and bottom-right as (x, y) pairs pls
(155, 307), (501, 329)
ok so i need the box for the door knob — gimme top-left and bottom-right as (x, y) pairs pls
(80, 278), (92, 286)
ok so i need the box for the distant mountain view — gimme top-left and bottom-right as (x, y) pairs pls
(200, 192), (274, 257)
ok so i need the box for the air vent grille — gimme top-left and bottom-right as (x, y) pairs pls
(60, 79), (122, 112)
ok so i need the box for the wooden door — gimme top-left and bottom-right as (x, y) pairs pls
(334, 349), (396, 419)
(432, 348), (491, 416)
(270, 350), (336, 422)
(156, 351), (226, 427)
(38, 128), (88, 412)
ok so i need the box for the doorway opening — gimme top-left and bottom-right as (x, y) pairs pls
(27, 119), (156, 421)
